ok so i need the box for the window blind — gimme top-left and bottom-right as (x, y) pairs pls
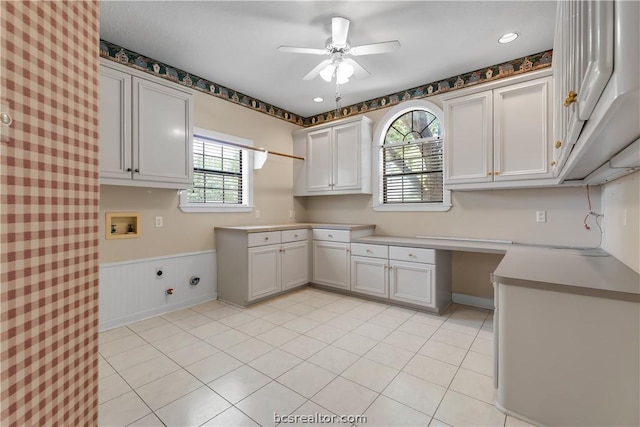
(188, 134), (243, 204)
(381, 137), (443, 204)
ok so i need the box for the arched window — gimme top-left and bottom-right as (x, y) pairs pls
(373, 100), (451, 211)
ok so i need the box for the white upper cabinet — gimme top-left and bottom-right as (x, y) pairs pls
(133, 78), (193, 185)
(99, 66), (131, 180)
(443, 71), (553, 190)
(443, 91), (493, 184)
(493, 78), (552, 181)
(99, 60), (194, 189)
(293, 116), (372, 196)
(552, 0), (614, 175)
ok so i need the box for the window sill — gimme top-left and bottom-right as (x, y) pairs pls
(179, 204), (254, 213)
(372, 203), (452, 212)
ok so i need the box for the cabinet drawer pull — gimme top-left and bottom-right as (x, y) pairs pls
(408, 253), (415, 258)
(555, 141), (562, 149)
(366, 249), (373, 254)
(134, 168), (140, 173)
(563, 90), (577, 107)
(328, 234), (333, 238)
(487, 172), (493, 176)
(294, 234), (298, 238)
(265, 237), (269, 240)
(494, 171), (500, 176)
(551, 161), (557, 166)
(126, 168), (132, 172)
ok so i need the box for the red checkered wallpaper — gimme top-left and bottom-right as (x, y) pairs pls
(1, 1), (100, 426)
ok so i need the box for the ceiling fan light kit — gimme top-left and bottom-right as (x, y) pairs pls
(320, 60), (354, 84)
(278, 16), (400, 84)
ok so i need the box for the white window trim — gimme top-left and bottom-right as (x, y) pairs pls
(179, 127), (254, 213)
(372, 99), (452, 212)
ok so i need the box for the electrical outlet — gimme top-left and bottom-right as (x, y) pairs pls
(255, 209), (260, 219)
(536, 211), (547, 223)
(155, 216), (163, 227)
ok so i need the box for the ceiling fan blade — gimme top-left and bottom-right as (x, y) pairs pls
(344, 58), (370, 79)
(302, 59), (333, 80)
(278, 46), (328, 55)
(332, 17), (350, 48)
(349, 40), (400, 56)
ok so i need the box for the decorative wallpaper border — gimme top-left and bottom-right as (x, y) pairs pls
(100, 39), (551, 127)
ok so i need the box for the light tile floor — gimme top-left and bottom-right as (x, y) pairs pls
(99, 287), (535, 427)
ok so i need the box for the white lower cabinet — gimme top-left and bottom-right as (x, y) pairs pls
(281, 240), (310, 290)
(389, 260), (435, 307)
(312, 240), (351, 290)
(349, 243), (451, 312)
(350, 243), (389, 297)
(216, 228), (309, 306)
(351, 256), (389, 297)
(311, 228), (375, 291)
(248, 244), (281, 300)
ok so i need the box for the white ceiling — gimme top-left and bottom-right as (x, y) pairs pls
(100, 1), (557, 117)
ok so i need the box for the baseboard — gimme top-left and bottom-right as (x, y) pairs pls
(452, 293), (494, 310)
(99, 293), (217, 331)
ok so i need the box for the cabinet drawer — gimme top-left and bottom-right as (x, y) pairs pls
(350, 243), (388, 259)
(248, 231), (282, 247)
(281, 229), (309, 243)
(389, 246), (435, 264)
(312, 229), (350, 243)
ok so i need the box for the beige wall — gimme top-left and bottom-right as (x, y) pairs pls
(602, 171), (640, 273)
(296, 100), (604, 298)
(100, 92), (301, 263)
(101, 88), (613, 298)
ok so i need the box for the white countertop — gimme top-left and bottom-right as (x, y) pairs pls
(214, 225), (640, 302)
(493, 246), (640, 301)
(215, 223), (376, 233)
(354, 235), (639, 301)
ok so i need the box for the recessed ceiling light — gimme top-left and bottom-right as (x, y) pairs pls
(498, 32), (519, 44)
(313, 97), (324, 103)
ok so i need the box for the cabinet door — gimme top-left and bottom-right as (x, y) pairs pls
(99, 66), (131, 180)
(350, 256), (388, 298)
(132, 77), (193, 186)
(312, 241), (350, 290)
(332, 121), (361, 191)
(248, 245), (281, 301)
(552, 0), (614, 175)
(443, 91), (493, 184)
(281, 240), (309, 290)
(389, 260), (435, 308)
(493, 77), (553, 181)
(307, 129), (332, 192)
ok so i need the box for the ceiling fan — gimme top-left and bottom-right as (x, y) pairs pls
(278, 17), (400, 84)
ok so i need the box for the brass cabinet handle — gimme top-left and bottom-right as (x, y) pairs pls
(555, 141), (562, 149)
(487, 172), (493, 176)
(563, 90), (577, 107)
(494, 172), (500, 176)
(551, 161), (557, 166)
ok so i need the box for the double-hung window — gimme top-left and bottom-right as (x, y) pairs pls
(373, 100), (451, 211)
(179, 127), (253, 212)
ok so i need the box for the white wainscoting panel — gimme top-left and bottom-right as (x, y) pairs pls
(99, 250), (216, 331)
